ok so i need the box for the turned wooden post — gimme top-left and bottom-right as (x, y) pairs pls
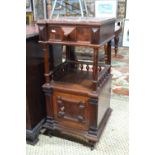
(107, 40), (112, 73)
(42, 43), (50, 83)
(107, 40), (112, 65)
(92, 48), (99, 91)
(114, 34), (119, 57)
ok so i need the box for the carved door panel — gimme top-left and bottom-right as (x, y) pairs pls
(53, 91), (89, 130)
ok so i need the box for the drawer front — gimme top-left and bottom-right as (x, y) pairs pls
(48, 26), (76, 42)
(76, 27), (91, 42)
(48, 26), (64, 41)
(53, 91), (89, 130)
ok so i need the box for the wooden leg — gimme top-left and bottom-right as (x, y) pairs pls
(92, 48), (99, 91)
(107, 40), (112, 65)
(114, 34), (119, 57)
(88, 140), (96, 150)
(107, 40), (112, 73)
(42, 44), (50, 83)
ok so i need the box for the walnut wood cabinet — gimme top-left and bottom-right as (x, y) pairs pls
(37, 17), (115, 149)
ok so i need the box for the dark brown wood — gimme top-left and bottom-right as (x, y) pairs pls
(26, 26), (64, 144)
(92, 48), (98, 91)
(107, 40), (112, 64)
(26, 34), (46, 144)
(37, 17), (115, 148)
(38, 17), (115, 47)
(107, 40), (112, 74)
(104, 25), (122, 57)
(43, 43), (50, 83)
(114, 25), (122, 56)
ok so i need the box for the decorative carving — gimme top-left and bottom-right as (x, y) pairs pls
(39, 25), (45, 31)
(56, 96), (86, 123)
(38, 25), (46, 41)
(91, 28), (100, 44)
(61, 26), (76, 38)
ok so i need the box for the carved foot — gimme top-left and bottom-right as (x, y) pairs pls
(44, 129), (53, 137)
(88, 140), (95, 150)
(26, 137), (39, 145)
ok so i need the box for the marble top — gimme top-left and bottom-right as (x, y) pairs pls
(37, 17), (115, 25)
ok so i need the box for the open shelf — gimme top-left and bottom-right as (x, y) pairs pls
(54, 69), (93, 90)
(50, 61), (110, 92)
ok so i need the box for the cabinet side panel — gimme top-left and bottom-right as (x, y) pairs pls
(100, 22), (115, 44)
(97, 75), (112, 126)
(26, 36), (46, 129)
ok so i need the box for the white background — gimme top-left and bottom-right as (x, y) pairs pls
(123, 19), (129, 47)
(0, 0), (155, 155)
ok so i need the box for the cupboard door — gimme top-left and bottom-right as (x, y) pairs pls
(53, 91), (89, 130)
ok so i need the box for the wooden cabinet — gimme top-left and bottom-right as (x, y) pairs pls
(38, 17), (115, 149)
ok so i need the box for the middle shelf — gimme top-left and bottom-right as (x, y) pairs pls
(46, 60), (111, 94)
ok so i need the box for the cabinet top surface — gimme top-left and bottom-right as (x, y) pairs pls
(37, 17), (115, 26)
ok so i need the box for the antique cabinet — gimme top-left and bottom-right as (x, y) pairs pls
(37, 17), (115, 149)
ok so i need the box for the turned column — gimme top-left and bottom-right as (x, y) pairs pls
(92, 48), (99, 91)
(114, 33), (119, 57)
(42, 43), (50, 83)
(106, 40), (112, 73)
(107, 40), (112, 65)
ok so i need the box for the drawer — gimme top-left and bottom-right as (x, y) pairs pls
(48, 25), (76, 42)
(76, 27), (91, 42)
(53, 91), (89, 130)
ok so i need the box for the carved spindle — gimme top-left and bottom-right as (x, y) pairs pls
(86, 64), (89, 71)
(80, 64), (83, 70)
(98, 66), (102, 72)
